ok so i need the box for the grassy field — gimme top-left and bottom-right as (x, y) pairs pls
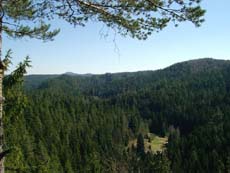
(128, 133), (168, 153)
(148, 135), (168, 153)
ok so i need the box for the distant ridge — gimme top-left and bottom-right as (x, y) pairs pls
(25, 58), (230, 90)
(63, 72), (93, 77)
(164, 58), (230, 74)
(167, 58), (230, 69)
(64, 58), (230, 76)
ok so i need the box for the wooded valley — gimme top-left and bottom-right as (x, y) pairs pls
(4, 58), (230, 172)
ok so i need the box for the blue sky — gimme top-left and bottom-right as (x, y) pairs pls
(3, 1), (230, 74)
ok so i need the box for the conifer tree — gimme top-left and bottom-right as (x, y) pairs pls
(136, 133), (145, 156)
(0, 1), (59, 172)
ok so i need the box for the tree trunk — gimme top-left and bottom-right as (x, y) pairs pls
(0, 3), (4, 170)
(0, 67), (4, 173)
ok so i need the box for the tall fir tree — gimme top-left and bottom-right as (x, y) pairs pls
(136, 133), (145, 157)
(0, 1), (59, 172)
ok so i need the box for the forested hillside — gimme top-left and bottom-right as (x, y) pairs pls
(4, 58), (230, 172)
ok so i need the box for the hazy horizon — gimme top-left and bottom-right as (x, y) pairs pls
(24, 57), (227, 75)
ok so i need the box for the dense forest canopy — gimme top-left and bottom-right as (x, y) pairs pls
(3, 58), (230, 172)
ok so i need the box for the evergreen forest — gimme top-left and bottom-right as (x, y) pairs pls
(4, 58), (230, 172)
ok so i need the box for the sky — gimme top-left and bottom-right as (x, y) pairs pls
(3, 1), (230, 74)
